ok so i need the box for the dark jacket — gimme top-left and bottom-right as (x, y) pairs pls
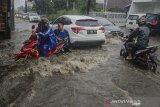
(128, 25), (150, 48)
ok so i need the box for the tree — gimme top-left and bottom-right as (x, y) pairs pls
(32, 0), (96, 15)
(33, 0), (55, 14)
(75, 0), (96, 14)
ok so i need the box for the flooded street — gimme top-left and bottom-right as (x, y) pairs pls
(0, 19), (160, 107)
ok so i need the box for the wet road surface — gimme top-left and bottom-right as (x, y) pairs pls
(0, 19), (160, 107)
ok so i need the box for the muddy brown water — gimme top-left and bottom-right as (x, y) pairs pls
(0, 19), (160, 107)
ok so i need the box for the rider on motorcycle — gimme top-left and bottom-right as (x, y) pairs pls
(126, 16), (150, 60)
(54, 22), (71, 53)
(29, 22), (41, 42)
(37, 18), (58, 57)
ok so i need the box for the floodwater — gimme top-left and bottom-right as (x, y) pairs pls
(0, 19), (160, 107)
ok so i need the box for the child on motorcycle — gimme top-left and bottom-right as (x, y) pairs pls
(54, 22), (71, 53)
(126, 16), (150, 60)
(37, 18), (58, 57)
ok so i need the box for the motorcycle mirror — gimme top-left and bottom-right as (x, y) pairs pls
(32, 25), (35, 30)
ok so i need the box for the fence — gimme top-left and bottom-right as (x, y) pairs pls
(89, 12), (127, 27)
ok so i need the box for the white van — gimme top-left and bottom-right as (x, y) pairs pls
(126, 14), (146, 31)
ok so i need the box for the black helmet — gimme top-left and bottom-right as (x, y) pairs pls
(137, 16), (146, 26)
(40, 18), (50, 30)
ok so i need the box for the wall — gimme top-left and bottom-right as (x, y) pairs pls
(89, 12), (127, 26)
(133, 0), (152, 2)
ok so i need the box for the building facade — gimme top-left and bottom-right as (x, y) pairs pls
(0, 0), (14, 39)
(129, 0), (160, 15)
(96, 0), (132, 11)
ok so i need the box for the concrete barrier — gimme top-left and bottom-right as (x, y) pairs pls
(89, 12), (127, 27)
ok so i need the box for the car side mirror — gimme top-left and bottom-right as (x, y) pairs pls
(32, 25), (35, 30)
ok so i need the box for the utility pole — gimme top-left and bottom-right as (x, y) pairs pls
(25, 0), (27, 12)
(73, 1), (75, 10)
(86, 0), (91, 15)
(11, 0), (15, 31)
(103, 0), (107, 12)
(67, 0), (69, 9)
(105, 0), (108, 13)
(103, 0), (105, 12)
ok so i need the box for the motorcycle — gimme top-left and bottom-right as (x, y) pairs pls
(15, 25), (65, 61)
(120, 36), (159, 72)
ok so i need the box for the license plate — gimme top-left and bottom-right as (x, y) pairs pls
(129, 22), (133, 24)
(87, 30), (97, 34)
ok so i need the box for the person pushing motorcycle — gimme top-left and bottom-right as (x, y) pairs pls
(126, 16), (150, 60)
(37, 18), (58, 57)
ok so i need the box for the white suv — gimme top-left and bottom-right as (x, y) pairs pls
(51, 15), (106, 47)
(28, 13), (41, 22)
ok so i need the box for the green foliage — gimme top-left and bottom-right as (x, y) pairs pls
(48, 9), (80, 21)
(32, 0), (96, 20)
(75, 0), (96, 14)
(33, 0), (55, 14)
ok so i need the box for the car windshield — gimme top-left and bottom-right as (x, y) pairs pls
(146, 14), (158, 22)
(29, 13), (38, 16)
(97, 18), (113, 26)
(128, 15), (139, 20)
(75, 19), (99, 27)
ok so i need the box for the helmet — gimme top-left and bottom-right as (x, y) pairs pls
(40, 18), (50, 30)
(137, 16), (146, 26)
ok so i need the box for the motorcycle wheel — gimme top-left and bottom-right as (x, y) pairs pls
(148, 62), (157, 72)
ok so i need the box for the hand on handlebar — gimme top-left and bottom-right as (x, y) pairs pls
(57, 37), (63, 41)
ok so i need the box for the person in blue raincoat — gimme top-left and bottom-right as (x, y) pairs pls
(37, 18), (57, 57)
(54, 22), (71, 53)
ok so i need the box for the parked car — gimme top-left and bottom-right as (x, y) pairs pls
(22, 13), (28, 20)
(51, 15), (106, 47)
(16, 12), (23, 19)
(27, 13), (41, 22)
(146, 13), (160, 35)
(126, 14), (146, 31)
(94, 17), (124, 37)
